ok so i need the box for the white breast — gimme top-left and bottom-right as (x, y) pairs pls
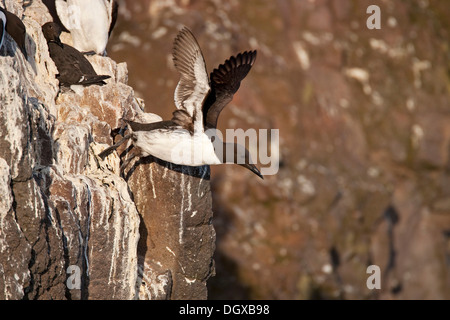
(57, 0), (109, 54)
(133, 130), (222, 166)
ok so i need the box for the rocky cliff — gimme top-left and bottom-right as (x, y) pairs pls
(0, 0), (214, 300)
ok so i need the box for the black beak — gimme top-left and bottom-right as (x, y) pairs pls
(240, 164), (264, 180)
(55, 37), (63, 48)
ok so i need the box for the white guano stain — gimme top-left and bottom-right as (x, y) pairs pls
(149, 166), (157, 199)
(344, 68), (372, 94)
(185, 277), (196, 284)
(179, 174), (185, 244)
(187, 181), (192, 211)
(2, 97), (24, 177)
(292, 41), (310, 70)
(166, 246), (176, 257)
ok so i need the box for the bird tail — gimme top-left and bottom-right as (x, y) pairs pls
(79, 75), (111, 86)
(98, 134), (132, 160)
(19, 45), (28, 60)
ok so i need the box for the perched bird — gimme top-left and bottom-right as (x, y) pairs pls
(0, 6), (28, 59)
(99, 27), (262, 179)
(42, 22), (110, 87)
(50, 0), (119, 55)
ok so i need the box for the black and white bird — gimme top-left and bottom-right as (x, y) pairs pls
(50, 0), (119, 55)
(99, 27), (262, 179)
(42, 22), (110, 87)
(0, 6), (28, 59)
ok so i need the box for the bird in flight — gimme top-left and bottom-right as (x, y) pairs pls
(99, 27), (262, 179)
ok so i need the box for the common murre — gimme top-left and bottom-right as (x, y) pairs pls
(51, 0), (119, 55)
(42, 22), (111, 87)
(99, 27), (262, 179)
(0, 6), (28, 59)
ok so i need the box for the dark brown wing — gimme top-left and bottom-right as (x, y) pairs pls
(203, 50), (257, 129)
(48, 42), (84, 85)
(63, 43), (97, 75)
(171, 109), (195, 134)
(126, 119), (174, 132)
(126, 109), (195, 135)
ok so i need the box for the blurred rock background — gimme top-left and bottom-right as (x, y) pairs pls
(108, 0), (449, 299)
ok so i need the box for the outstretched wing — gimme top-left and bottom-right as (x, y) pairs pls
(172, 27), (210, 133)
(203, 50), (257, 129)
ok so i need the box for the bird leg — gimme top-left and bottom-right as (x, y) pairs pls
(98, 134), (132, 160)
(119, 149), (140, 177)
(82, 50), (97, 56)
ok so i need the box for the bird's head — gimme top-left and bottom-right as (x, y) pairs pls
(42, 22), (63, 47)
(236, 144), (263, 179)
(220, 141), (263, 180)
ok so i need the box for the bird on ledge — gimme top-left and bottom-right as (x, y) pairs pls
(42, 22), (110, 87)
(99, 27), (262, 179)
